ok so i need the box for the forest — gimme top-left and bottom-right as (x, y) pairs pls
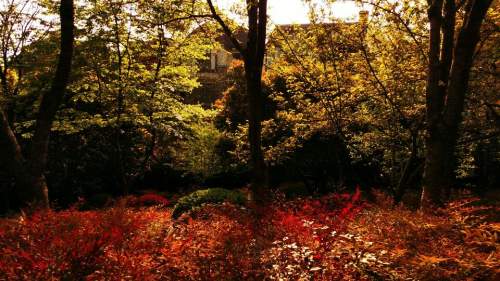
(0, 0), (498, 280)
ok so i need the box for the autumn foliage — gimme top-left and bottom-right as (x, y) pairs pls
(0, 190), (498, 280)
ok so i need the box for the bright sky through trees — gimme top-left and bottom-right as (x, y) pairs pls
(215, 0), (365, 24)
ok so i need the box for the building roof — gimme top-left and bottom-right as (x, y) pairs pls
(191, 23), (248, 52)
(270, 10), (368, 38)
(215, 27), (248, 52)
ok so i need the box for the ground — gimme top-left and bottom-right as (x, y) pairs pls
(0, 189), (498, 281)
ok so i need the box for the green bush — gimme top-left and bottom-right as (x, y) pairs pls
(172, 188), (246, 219)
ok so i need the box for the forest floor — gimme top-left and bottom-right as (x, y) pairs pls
(0, 190), (498, 281)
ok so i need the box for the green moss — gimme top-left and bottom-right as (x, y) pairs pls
(171, 188), (246, 219)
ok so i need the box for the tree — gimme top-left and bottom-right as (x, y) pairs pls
(0, 0), (46, 125)
(206, 0), (268, 201)
(66, 0), (209, 193)
(81, 0), (208, 181)
(0, 0), (215, 207)
(0, 0), (74, 209)
(421, 0), (493, 208)
(263, 2), (430, 197)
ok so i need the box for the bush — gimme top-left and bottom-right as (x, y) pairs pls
(172, 188), (246, 219)
(1, 191), (496, 280)
(124, 193), (170, 208)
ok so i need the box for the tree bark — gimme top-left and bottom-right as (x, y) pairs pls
(0, 0), (74, 210)
(245, 65), (267, 201)
(207, 0), (269, 202)
(421, 0), (492, 209)
(245, 0), (269, 201)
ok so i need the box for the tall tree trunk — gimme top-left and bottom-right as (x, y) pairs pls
(422, 128), (455, 207)
(0, 109), (31, 202)
(0, 0), (74, 210)
(421, 0), (492, 209)
(206, 0), (269, 202)
(245, 64), (267, 201)
(245, 0), (268, 201)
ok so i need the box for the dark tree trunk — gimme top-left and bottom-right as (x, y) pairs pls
(244, 0), (269, 201)
(245, 67), (267, 200)
(207, 0), (269, 202)
(422, 0), (492, 209)
(0, 0), (74, 210)
(422, 127), (455, 207)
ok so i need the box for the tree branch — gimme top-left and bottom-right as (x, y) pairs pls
(30, 0), (74, 174)
(206, 0), (246, 57)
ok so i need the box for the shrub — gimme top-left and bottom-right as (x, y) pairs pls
(137, 193), (169, 206)
(172, 188), (246, 219)
(0, 207), (148, 280)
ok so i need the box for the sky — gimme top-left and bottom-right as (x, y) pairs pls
(215, 0), (367, 24)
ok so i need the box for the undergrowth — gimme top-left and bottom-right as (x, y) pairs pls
(0, 189), (497, 280)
